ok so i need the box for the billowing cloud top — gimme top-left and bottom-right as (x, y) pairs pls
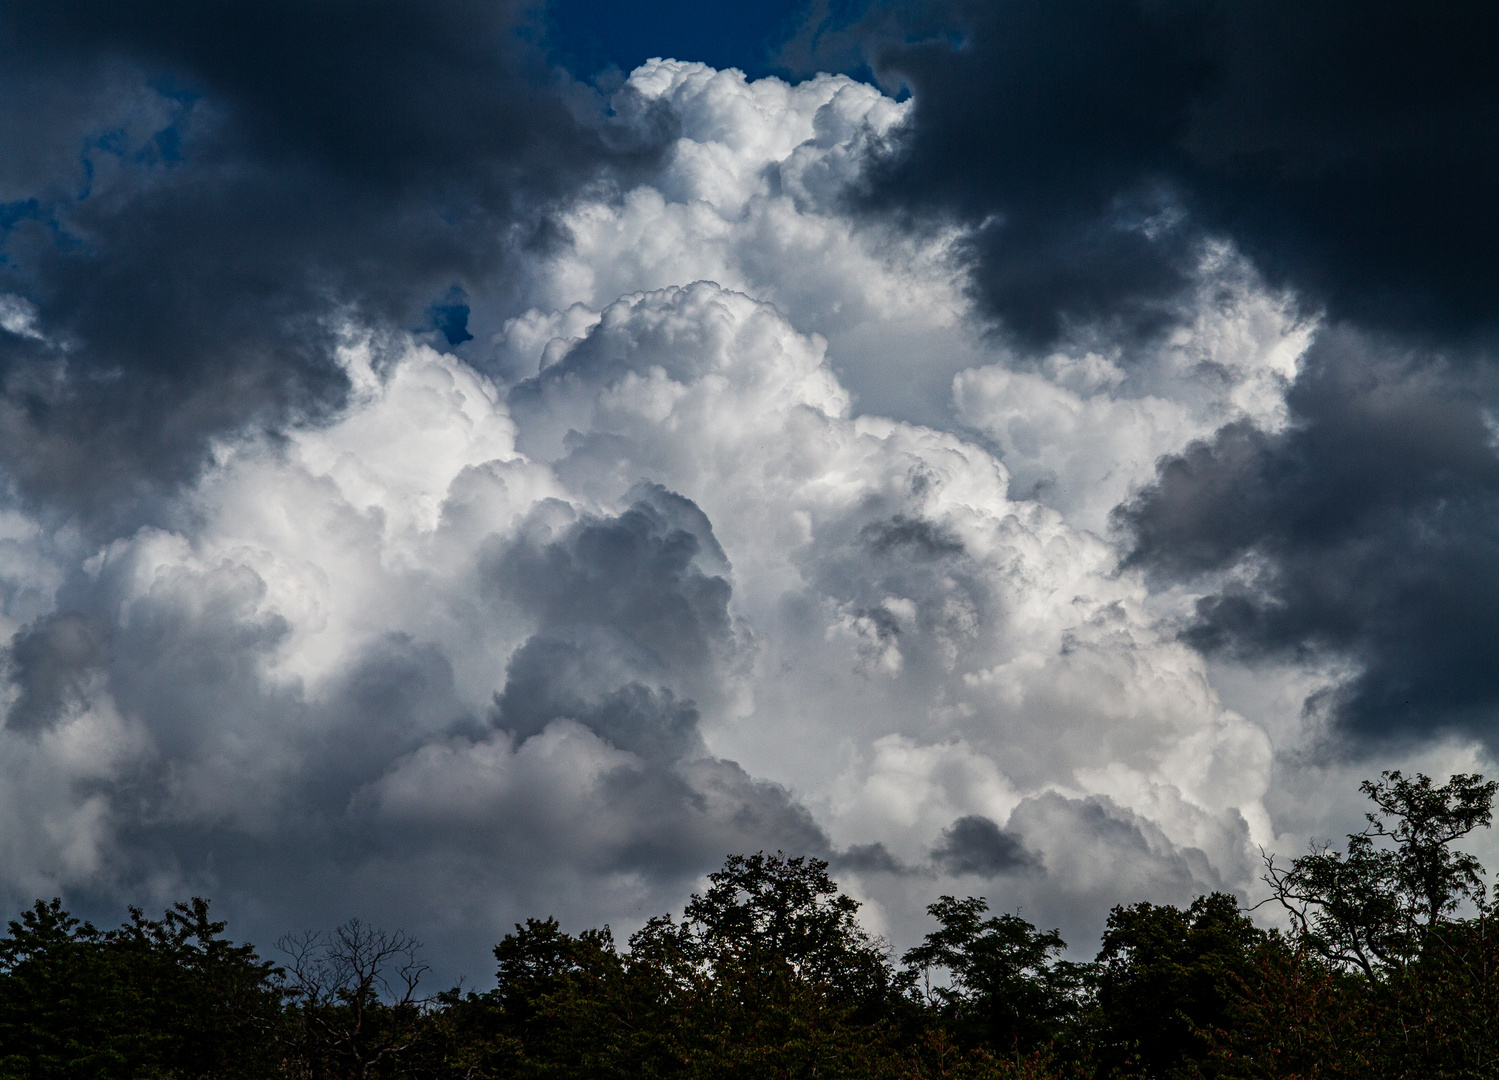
(0, 1), (1494, 981)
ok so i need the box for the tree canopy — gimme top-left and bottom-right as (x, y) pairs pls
(0, 771), (1495, 1078)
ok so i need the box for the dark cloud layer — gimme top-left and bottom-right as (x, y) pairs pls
(846, 0), (1499, 348)
(0, 0), (671, 519)
(1119, 328), (1499, 743)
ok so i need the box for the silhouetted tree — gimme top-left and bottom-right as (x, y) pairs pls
(278, 919), (431, 1079)
(0, 897), (280, 1079)
(1262, 770), (1497, 977)
(1222, 770), (1499, 1079)
(903, 896), (1090, 1055)
(1094, 893), (1263, 1078)
(2, 773), (1496, 1080)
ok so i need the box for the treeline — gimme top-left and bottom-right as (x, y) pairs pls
(3, 771), (1498, 1078)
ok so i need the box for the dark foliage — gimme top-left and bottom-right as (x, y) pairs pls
(1093, 893), (1264, 1077)
(0, 897), (281, 1078)
(903, 895), (1089, 1055)
(0, 775), (1496, 1078)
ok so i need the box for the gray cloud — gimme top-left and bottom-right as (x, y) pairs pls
(490, 482), (737, 755)
(3, 612), (105, 733)
(1119, 326), (1499, 746)
(833, 841), (915, 876)
(498, 651), (707, 763)
(0, 0), (673, 522)
(992, 792), (1238, 947)
(861, 515), (965, 560)
(484, 485), (833, 873)
(930, 815), (1038, 877)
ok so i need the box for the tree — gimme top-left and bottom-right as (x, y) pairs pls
(1205, 771), (1499, 1078)
(0, 897), (280, 1080)
(0, 899), (124, 1079)
(1189, 936), (1371, 1080)
(471, 854), (912, 1080)
(678, 851), (898, 1010)
(1094, 893), (1263, 1078)
(631, 851), (912, 1079)
(110, 897), (284, 1079)
(486, 916), (642, 1077)
(902, 896), (1089, 1055)
(278, 919), (432, 1079)
(1261, 771), (1497, 977)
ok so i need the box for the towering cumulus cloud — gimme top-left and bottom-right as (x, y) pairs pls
(0, 2), (1494, 978)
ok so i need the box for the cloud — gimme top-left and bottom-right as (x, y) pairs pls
(0, 0), (673, 519)
(839, 0), (1499, 347)
(930, 815), (1038, 877)
(496, 60), (1313, 528)
(1118, 326), (1499, 746)
(488, 483), (738, 759)
(0, 320), (845, 969)
(953, 245), (1311, 531)
(0, 267), (1272, 974)
(497, 276), (1276, 941)
(810, 1), (1499, 758)
(3, 35), (1479, 984)
(998, 792), (1235, 934)
(487, 59), (989, 427)
(833, 841), (914, 876)
(4, 612), (106, 734)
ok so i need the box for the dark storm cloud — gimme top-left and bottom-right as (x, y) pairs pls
(847, 0), (1205, 349)
(0, 0), (672, 519)
(840, 0), (1499, 348)
(1118, 327), (1499, 743)
(930, 815), (1037, 877)
(819, 0), (1499, 743)
(498, 645), (708, 762)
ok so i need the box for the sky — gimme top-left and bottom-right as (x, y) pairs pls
(0, 0), (1497, 985)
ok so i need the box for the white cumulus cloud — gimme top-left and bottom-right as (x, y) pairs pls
(0, 59), (1478, 977)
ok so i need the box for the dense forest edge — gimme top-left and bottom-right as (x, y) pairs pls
(3, 770), (1497, 1078)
